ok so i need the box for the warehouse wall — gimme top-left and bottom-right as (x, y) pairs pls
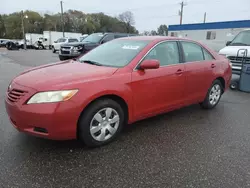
(169, 28), (250, 51)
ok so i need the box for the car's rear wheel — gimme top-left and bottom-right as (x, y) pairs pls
(200, 80), (223, 109)
(78, 99), (124, 147)
(230, 81), (238, 90)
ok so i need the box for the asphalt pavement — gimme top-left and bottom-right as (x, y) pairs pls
(1, 49), (250, 188)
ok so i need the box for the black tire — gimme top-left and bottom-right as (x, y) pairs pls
(230, 82), (238, 90)
(200, 79), (223, 109)
(38, 45), (43, 50)
(52, 47), (56, 53)
(59, 55), (68, 61)
(78, 99), (125, 147)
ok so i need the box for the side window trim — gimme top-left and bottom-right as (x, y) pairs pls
(176, 41), (185, 63)
(178, 40), (215, 63)
(134, 40), (181, 70)
(201, 46), (205, 60)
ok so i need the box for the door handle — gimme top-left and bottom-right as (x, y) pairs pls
(175, 69), (184, 75)
(211, 63), (216, 68)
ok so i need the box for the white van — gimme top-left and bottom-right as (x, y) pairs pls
(219, 29), (250, 75)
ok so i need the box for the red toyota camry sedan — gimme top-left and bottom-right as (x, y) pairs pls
(5, 36), (232, 147)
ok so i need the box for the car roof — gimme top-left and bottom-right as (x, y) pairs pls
(117, 36), (194, 42)
(92, 32), (137, 35)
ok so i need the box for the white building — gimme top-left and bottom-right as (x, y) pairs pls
(168, 20), (250, 51)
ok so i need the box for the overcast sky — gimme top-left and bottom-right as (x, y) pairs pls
(1, 0), (250, 32)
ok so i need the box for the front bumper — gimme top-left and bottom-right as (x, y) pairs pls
(59, 48), (82, 57)
(4, 82), (81, 140)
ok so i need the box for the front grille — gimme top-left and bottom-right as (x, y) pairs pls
(7, 89), (27, 103)
(60, 50), (70, 54)
(228, 56), (250, 63)
(61, 46), (71, 49)
(228, 56), (250, 73)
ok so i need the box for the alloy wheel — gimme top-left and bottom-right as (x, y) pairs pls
(209, 84), (221, 106)
(90, 108), (120, 142)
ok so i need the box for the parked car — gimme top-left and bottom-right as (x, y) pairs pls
(5, 36), (232, 147)
(219, 29), (250, 75)
(59, 32), (138, 61)
(5, 40), (21, 50)
(51, 37), (79, 53)
(79, 34), (88, 41)
(0, 39), (10, 47)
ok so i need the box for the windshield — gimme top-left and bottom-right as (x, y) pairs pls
(82, 33), (105, 43)
(57, 38), (67, 43)
(78, 39), (150, 67)
(80, 36), (88, 42)
(230, 30), (250, 46)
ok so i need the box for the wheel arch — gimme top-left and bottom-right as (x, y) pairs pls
(215, 76), (225, 93)
(76, 93), (130, 139)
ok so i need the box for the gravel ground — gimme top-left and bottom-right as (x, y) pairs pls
(0, 49), (250, 188)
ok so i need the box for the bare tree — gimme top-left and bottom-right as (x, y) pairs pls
(118, 11), (135, 33)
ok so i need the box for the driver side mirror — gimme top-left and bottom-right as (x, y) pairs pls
(139, 59), (160, 70)
(226, 41), (231, 46)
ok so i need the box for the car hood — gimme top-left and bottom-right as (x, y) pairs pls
(13, 61), (118, 90)
(61, 41), (96, 47)
(219, 46), (250, 57)
(52, 42), (65, 46)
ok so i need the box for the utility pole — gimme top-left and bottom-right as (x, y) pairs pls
(203, 12), (207, 23)
(179, 1), (187, 25)
(60, 1), (65, 37)
(21, 11), (28, 50)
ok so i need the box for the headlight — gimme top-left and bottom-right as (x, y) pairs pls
(73, 46), (82, 50)
(27, 90), (78, 104)
(8, 83), (12, 92)
(229, 62), (232, 68)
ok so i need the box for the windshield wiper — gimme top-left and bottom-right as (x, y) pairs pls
(80, 60), (103, 66)
(230, 42), (249, 46)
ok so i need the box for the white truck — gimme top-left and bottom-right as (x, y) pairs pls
(219, 29), (250, 75)
(33, 31), (83, 50)
(25, 33), (43, 47)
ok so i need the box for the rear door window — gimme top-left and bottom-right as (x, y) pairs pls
(203, 49), (215, 60)
(101, 34), (114, 43)
(114, 34), (128, 39)
(181, 41), (204, 62)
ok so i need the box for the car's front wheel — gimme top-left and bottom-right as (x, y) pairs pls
(200, 80), (223, 109)
(59, 55), (68, 61)
(52, 47), (56, 53)
(78, 99), (125, 147)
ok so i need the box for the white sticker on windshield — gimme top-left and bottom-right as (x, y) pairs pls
(122, 45), (140, 50)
